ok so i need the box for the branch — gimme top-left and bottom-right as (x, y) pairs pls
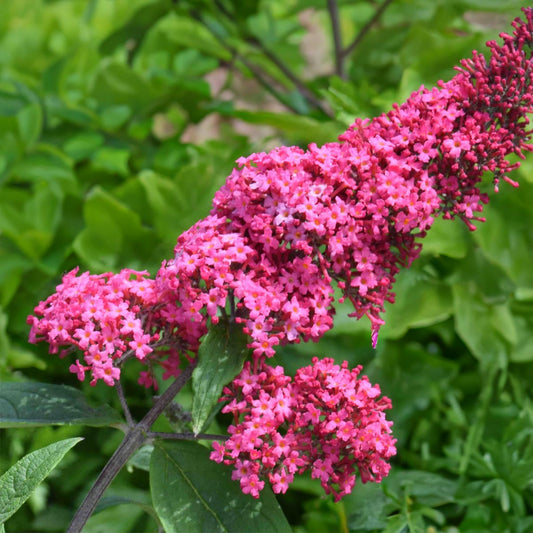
(342, 0), (394, 59)
(212, 0), (317, 103)
(147, 431), (229, 441)
(247, 36), (334, 117)
(188, 9), (305, 115)
(115, 379), (135, 427)
(327, 0), (345, 79)
(210, 0), (332, 116)
(67, 361), (197, 533)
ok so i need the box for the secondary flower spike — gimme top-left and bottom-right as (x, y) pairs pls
(211, 358), (396, 501)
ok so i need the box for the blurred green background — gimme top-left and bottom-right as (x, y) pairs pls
(1, 0), (532, 531)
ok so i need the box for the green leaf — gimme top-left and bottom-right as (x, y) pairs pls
(10, 151), (77, 196)
(83, 504), (145, 533)
(0, 184), (62, 260)
(192, 320), (250, 435)
(99, 105), (132, 131)
(99, 0), (172, 55)
(473, 182), (533, 298)
(219, 109), (340, 145)
(138, 167), (221, 244)
(73, 186), (153, 271)
(173, 49), (219, 77)
(0, 382), (122, 427)
(17, 102), (43, 148)
(87, 489), (160, 533)
(158, 14), (232, 60)
(90, 61), (156, 111)
(90, 146), (130, 176)
(421, 216), (469, 259)
(63, 131), (105, 161)
(380, 267), (453, 339)
(0, 309), (10, 368)
(5, 345), (46, 371)
(128, 445), (154, 472)
(150, 440), (291, 533)
(0, 437), (82, 525)
(368, 343), (457, 444)
(510, 311), (533, 362)
(452, 284), (508, 365)
(389, 470), (458, 507)
(346, 482), (390, 530)
(45, 97), (96, 128)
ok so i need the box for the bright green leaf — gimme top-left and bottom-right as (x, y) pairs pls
(0, 437), (82, 525)
(453, 284), (508, 364)
(91, 61), (156, 111)
(10, 152), (77, 196)
(158, 14), (232, 60)
(192, 320), (250, 435)
(73, 186), (153, 271)
(346, 482), (390, 530)
(99, 105), (132, 131)
(474, 183), (533, 297)
(6, 346), (46, 371)
(381, 267), (453, 339)
(421, 216), (469, 259)
(16, 102), (42, 148)
(390, 470), (458, 507)
(510, 312), (533, 362)
(99, 0), (172, 55)
(91, 146), (131, 176)
(63, 131), (105, 161)
(0, 250), (31, 306)
(220, 109), (340, 145)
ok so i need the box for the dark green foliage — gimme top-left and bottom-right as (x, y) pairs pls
(150, 440), (291, 532)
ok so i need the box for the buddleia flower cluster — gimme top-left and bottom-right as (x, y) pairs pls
(211, 358), (396, 501)
(27, 8), (533, 500)
(156, 8), (533, 361)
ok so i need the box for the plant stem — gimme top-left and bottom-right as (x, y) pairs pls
(146, 431), (228, 441)
(115, 379), (135, 427)
(327, 0), (345, 79)
(66, 361), (197, 533)
(66, 426), (146, 533)
(212, 0), (332, 116)
(247, 36), (333, 117)
(342, 0), (394, 60)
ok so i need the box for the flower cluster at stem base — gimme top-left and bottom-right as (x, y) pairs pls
(211, 357), (396, 501)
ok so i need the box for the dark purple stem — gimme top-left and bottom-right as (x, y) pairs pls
(66, 360), (197, 533)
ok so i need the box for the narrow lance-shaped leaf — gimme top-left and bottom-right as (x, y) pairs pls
(0, 437), (83, 525)
(192, 320), (250, 434)
(0, 382), (122, 427)
(150, 440), (291, 533)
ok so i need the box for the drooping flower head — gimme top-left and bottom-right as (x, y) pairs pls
(157, 8), (533, 359)
(29, 9), (533, 387)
